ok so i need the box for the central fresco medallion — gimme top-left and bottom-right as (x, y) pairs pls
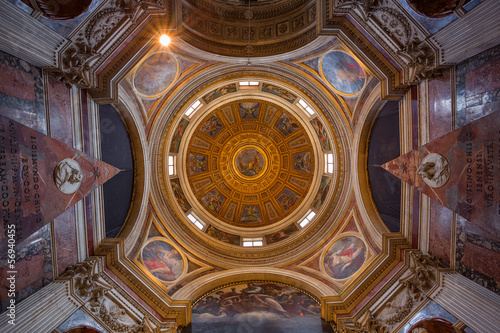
(236, 147), (265, 177)
(185, 99), (315, 228)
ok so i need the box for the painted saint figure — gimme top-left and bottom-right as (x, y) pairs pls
(324, 236), (366, 279)
(141, 240), (183, 282)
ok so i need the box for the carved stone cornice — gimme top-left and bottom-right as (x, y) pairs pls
(184, 0), (309, 21)
(61, 257), (112, 306)
(332, 250), (442, 332)
(320, 0), (443, 87)
(180, 0), (317, 57)
(50, 0), (172, 89)
(61, 256), (182, 332)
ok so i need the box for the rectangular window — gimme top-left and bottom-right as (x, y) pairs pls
(299, 210), (316, 228)
(187, 213), (205, 230)
(242, 237), (264, 247)
(185, 100), (202, 117)
(298, 99), (315, 116)
(325, 153), (334, 174)
(168, 155), (176, 176)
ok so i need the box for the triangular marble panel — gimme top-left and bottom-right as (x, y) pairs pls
(382, 111), (499, 239)
(0, 115), (120, 252)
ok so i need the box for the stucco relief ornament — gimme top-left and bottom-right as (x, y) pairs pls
(54, 158), (83, 194)
(417, 153), (450, 188)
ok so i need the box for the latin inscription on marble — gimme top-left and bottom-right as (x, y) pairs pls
(0, 115), (120, 253)
(383, 111), (500, 238)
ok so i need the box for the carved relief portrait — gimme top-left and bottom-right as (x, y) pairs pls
(418, 153), (450, 188)
(54, 158), (83, 194)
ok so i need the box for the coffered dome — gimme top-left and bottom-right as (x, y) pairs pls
(182, 99), (318, 229)
(180, 0), (317, 57)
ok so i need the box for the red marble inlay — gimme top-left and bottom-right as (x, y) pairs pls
(47, 73), (72, 147)
(0, 62), (35, 102)
(429, 199), (453, 266)
(0, 115), (120, 253)
(54, 206), (78, 276)
(465, 58), (500, 97)
(382, 111), (500, 240)
(428, 69), (453, 141)
(463, 241), (500, 281)
(343, 218), (359, 233)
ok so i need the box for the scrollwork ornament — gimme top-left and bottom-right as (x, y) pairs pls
(334, 312), (388, 333)
(54, 37), (101, 88)
(62, 258), (111, 305)
(97, 300), (140, 333)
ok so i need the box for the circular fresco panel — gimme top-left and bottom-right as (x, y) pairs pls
(323, 235), (366, 279)
(235, 147), (266, 177)
(133, 51), (178, 98)
(141, 239), (184, 282)
(321, 51), (366, 95)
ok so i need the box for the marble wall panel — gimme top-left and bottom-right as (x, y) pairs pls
(428, 68), (453, 141)
(456, 45), (500, 127)
(429, 199), (453, 267)
(0, 223), (53, 312)
(47, 72), (73, 147)
(0, 50), (45, 133)
(54, 206), (78, 276)
(456, 215), (500, 294)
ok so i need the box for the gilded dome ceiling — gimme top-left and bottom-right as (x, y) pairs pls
(180, 0), (317, 57)
(184, 99), (316, 228)
(148, 73), (351, 265)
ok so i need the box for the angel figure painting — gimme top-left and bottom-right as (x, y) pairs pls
(262, 83), (297, 103)
(277, 188), (300, 212)
(191, 282), (323, 333)
(202, 83), (237, 104)
(323, 236), (366, 280)
(241, 206), (262, 223)
(188, 154), (207, 174)
(141, 240), (184, 282)
(169, 119), (189, 153)
(275, 113), (299, 137)
(202, 189), (225, 213)
(293, 152), (311, 172)
(239, 103), (260, 120)
(200, 114), (224, 137)
(310, 118), (330, 151)
(236, 148), (265, 177)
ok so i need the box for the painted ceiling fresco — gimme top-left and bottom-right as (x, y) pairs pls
(185, 100), (315, 227)
(191, 282), (323, 333)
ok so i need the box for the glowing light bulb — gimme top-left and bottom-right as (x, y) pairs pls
(159, 35), (170, 46)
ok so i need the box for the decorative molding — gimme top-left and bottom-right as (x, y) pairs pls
(60, 257), (181, 332)
(431, 271), (500, 333)
(0, 0), (67, 68)
(320, 0), (442, 87)
(180, 0), (317, 57)
(50, 0), (171, 88)
(95, 240), (190, 327)
(332, 251), (441, 332)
